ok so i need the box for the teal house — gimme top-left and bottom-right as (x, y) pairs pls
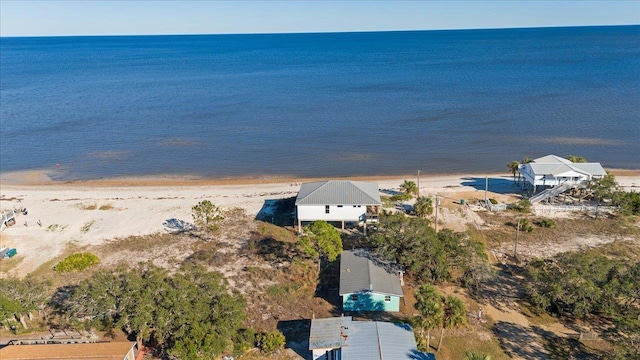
(339, 250), (404, 312)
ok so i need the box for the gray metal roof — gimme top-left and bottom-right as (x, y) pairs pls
(309, 316), (352, 350)
(533, 154), (572, 164)
(341, 321), (435, 360)
(527, 155), (606, 177)
(571, 163), (607, 176)
(295, 180), (381, 206)
(339, 250), (403, 297)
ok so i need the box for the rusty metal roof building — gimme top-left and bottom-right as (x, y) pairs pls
(295, 180), (381, 206)
(0, 342), (137, 360)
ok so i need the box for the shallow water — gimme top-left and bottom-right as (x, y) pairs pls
(1, 26), (638, 180)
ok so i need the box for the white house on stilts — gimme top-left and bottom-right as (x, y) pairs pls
(295, 180), (381, 234)
(519, 155), (607, 204)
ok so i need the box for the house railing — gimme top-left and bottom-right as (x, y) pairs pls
(365, 213), (379, 222)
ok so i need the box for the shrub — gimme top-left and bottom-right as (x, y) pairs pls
(390, 193), (412, 202)
(489, 198), (498, 205)
(536, 219), (556, 228)
(510, 199), (532, 213)
(53, 252), (100, 273)
(257, 330), (285, 353)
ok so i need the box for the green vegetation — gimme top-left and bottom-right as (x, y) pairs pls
(489, 198), (498, 205)
(400, 180), (418, 198)
(510, 199), (532, 213)
(46, 224), (67, 232)
(507, 161), (520, 182)
(465, 351), (492, 360)
(53, 252), (99, 273)
(536, 218), (556, 228)
(413, 284), (443, 351)
(299, 220), (342, 261)
(614, 191), (640, 216)
(256, 330), (286, 353)
(0, 277), (51, 331)
(370, 212), (487, 284)
(80, 220), (94, 233)
(98, 203), (114, 210)
(524, 251), (640, 358)
(567, 155), (587, 163)
(56, 263), (250, 359)
(414, 196), (434, 218)
(414, 284), (467, 352)
(192, 200), (225, 234)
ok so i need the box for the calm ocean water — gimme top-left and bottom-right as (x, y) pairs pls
(1, 26), (639, 180)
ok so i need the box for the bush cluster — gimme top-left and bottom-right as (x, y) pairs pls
(53, 252), (100, 273)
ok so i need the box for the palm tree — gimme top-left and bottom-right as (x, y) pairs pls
(414, 284), (443, 351)
(465, 351), (491, 360)
(521, 157), (533, 164)
(437, 294), (467, 351)
(567, 155), (587, 163)
(400, 180), (418, 198)
(508, 161), (520, 183)
(414, 196), (433, 218)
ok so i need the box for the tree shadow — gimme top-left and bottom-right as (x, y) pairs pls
(493, 321), (550, 359)
(534, 325), (608, 359)
(255, 197), (296, 227)
(407, 349), (436, 360)
(473, 263), (525, 312)
(315, 258), (342, 316)
(277, 319), (311, 360)
(461, 177), (522, 195)
(238, 231), (298, 264)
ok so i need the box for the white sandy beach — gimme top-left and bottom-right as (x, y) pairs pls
(1, 171), (638, 277)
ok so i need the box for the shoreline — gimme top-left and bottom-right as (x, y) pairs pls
(2, 168), (640, 188)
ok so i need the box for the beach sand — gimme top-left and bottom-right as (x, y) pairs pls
(1, 170), (638, 277)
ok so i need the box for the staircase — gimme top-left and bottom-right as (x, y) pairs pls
(529, 182), (574, 204)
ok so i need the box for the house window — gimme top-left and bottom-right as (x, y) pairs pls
(351, 294), (358, 301)
(353, 205), (357, 208)
(385, 295), (391, 302)
(325, 205), (330, 214)
(337, 205), (343, 208)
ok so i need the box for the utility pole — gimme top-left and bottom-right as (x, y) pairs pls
(514, 219), (520, 259)
(417, 170), (420, 198)
(434, 195), (439, 234)
(484, 176), (488, 203)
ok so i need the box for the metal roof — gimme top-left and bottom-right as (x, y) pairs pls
(295, 180), (381, 206)
(339, 250), (403, 297)
(309, 316), (352, 350)
(527, 155), (606, 177)
(533, 154), (573, 164)
(0, 342), (136, 360)
(341, 321), (435, 360)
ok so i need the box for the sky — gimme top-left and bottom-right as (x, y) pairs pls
(1, 0), (639, 37)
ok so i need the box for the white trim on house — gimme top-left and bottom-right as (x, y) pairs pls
(295, 180), (381, 233)
(519, 155), (606, 187)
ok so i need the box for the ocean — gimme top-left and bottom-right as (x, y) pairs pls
(1, 26), (638, 180)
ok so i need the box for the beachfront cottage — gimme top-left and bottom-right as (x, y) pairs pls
(309, 316), (434, 360)
(295, 180), (381, 234)
(519, 155), (606, 188)
(340, 250), (404, 312)
(518, 155), (607, 204)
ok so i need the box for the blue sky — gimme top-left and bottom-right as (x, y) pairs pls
(1, 0), (639, 37)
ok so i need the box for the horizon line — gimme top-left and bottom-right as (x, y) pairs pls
(1, 23), (638, 38)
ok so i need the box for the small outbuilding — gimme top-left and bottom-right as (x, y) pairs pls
(339, 250), (404, 312)
(295, 180), (381, 233)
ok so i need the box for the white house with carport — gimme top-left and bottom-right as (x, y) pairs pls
(295, 180), (381, 234)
